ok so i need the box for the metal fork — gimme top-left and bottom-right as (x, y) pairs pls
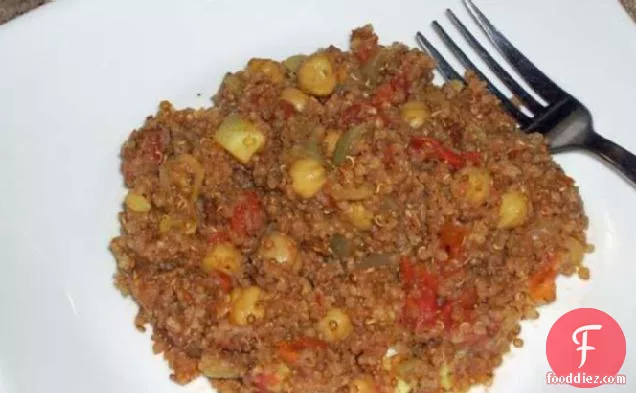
(416, 0), (636, 187)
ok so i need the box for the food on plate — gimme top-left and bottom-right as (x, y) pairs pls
(110, 25), (590, 393)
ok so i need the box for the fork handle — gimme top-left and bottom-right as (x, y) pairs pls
(586, 131), (636, 187)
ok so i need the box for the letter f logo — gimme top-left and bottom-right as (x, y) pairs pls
(572, 324), (602, 368)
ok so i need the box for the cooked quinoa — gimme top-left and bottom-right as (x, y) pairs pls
(109, 25), (589, 393)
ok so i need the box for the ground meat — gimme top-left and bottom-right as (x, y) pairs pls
(110, 25), (590, 393)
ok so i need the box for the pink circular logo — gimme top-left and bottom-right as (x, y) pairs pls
(546, 308), (626, 388)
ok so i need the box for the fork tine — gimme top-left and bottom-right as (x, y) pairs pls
(415, 31), (464, 82)
(463, 0), (565, 102)
(445, 9), (545, 115)
(431, 21), (531, 127)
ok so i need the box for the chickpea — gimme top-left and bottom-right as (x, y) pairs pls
(214, 114), (266, 164)
(344, 203), (374, 231)
(323, 130), (341, 157)
(297, 53), (337, 96)
(229, 286), (265, 325)
(400, 101), (430, 128)
(259, 232), (300, 270)
(289, 158), (327, 198)
(497, 190), (529, 229)
(246, 58), (285, 84)
(283, 54), (307, 73)
(317, 307), (353, 342)
(202, 242), (243, 277)
(460, 167), (491, 206)
(350, 376), (376, 393)
(281, 87), (309, 112)
(125, 192), (151, 212)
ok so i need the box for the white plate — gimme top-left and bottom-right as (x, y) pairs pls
(0, 0), (634, 392)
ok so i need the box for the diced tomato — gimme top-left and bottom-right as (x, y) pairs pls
(207, 231), (230, 245)
(139, 129), (166, 165)
(441, 302), (453, 331)
(277, 337), (328, 364)
(463, 151), (482, 166)
(529, 254), (558, 303)
(372, 83), (395, 107)
(351, 25), (379, 64)
(409, 136), (438, 151)
(390, 73), (408, 92)
(340, 102), (376, 126)
(507, 147), (525, 159)
(399, 257), (417, 288)
(215, 271), (233, 293)
(382, 144), (397, 167)
(402, 289), (438, 331)
(340, 103), (363, 125)
(231, 191), (265, 236)
(278, 100), (296, 119)
(399, 257), (479, 333)
(435, 147), (465, 168)
(252, 372), (281, 393)
(399, 257), (440, 332)
(409, 136), (482, 170)
(458, 286), (477, 309)
(441, 286), (477, 332)
(439, 223), (468, 259)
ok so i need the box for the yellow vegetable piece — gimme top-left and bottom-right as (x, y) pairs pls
(289, 158), (327, 198)
(317, 307), (353, 342)
(400, 101), (430, 128)
(246, 58), (285, 84)
(222, 73), (244, 95)
(329, 184), (374, 201)
(280, 87), (309, 112)
(563, 236), (585, 266)
(125, 192), (151, 213)
(176, 154), (205, 201)
(297, 53), (337, 96)
(202, 242), (243, 277)
(462, 167), (491, 206)
(439, 364), (453, 391)
(259, 232), (300, 270)
(214, 114), (266, 164)
(229, 286), (265, 325)
(198, 352), (246, 379)
(269, 363), (291, 393)
(183, 220), (197, 235)
(159, 215), (172, 233)
(344, 203), (374, 231)
(382, 348), (399, 371)
(396, 359), (419, 380)
(447, 79), (464, 94)
(395, 378), (412, 393)
(283, 54), (307, 73)
(497, 190), (530, 229)
(350, 376), (376, 393)
(323, 130), (341, 157)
